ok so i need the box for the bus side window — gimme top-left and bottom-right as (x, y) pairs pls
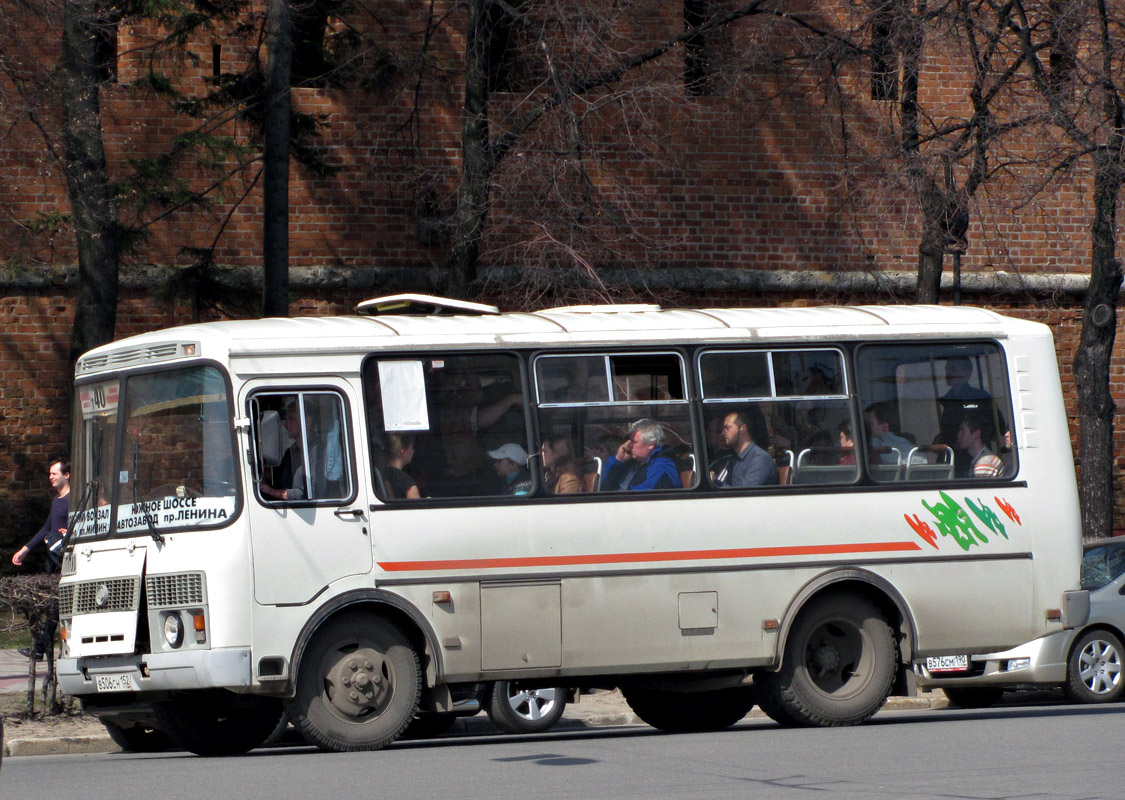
(252, 391), (352, 504)
(699, 349), (856, 488)
(534, 352), (694, 494)
(363, 353), (533, 500)
(855, 344), (1016, 482)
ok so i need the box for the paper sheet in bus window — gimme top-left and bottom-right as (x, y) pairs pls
(378, 360), (430, 431)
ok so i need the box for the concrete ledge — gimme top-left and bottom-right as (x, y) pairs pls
(0, 263), (1096, 299)
(6, 735), (117, 757)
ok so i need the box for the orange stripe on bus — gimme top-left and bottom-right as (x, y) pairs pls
(377, 540), (924, 572)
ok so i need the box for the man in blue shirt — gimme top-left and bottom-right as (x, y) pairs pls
(713, 411), (778, 488)
(601, 419), (681, 491)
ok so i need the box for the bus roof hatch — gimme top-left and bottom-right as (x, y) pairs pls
(355, 293), (501, 316)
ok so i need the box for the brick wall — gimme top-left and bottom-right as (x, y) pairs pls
(1, 2), (1123, 558)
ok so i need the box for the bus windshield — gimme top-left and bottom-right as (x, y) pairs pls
(70, 365), (239, 539)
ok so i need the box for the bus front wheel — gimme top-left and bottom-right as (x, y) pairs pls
(756, 593), (895, 727)
(287, 613), (421, 752)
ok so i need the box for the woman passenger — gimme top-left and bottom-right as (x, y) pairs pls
(385, 433), (421, 499)
(542, 436), (582, 494)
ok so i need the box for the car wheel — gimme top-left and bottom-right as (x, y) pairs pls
(942, 686), (1003, 709)
(1066, 629), (1125, 703)
(755, 593), (896, 727)
(486, 682), (567, 734)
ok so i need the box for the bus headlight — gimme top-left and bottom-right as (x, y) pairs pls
(163, 612), (185, 648)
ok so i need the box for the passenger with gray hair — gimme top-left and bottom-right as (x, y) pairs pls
(601, 419), (682, 491)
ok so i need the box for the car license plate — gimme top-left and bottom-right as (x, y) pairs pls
(926, 655), (969, 673)
(94, 672), (140, 693)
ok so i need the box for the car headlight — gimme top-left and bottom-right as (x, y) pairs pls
(1006, 657), (1031, 671)
(163, 612), (185, 648)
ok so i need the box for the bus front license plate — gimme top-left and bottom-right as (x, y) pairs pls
(95, 673), (140, 693)
(926, 655), (969, 673)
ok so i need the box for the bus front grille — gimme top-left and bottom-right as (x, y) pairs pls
(146, 572), (205, 608)
(61, 577), (141, 614)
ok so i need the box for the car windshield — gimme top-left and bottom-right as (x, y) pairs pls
(1080, 541), (1125, 590)
(70, 365), (239, 540)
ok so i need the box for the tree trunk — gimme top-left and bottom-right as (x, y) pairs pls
(62, 0), (119, 370)
(1074, 148), (1123, 542)
(446, 0), (493, 300)
(263, 0), (293, 317)
(916, 234), (944, 304)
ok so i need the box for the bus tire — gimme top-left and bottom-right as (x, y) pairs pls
(621, 685), (755, 732)
(153, 692), (284, 756)
(487, 682), (568, 734)
(287, 613), (421, 752)
(756, 593), (895, 727)
(101, 718), (174, 753)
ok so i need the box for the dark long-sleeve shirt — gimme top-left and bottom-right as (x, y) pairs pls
(25, 494), (68, 572)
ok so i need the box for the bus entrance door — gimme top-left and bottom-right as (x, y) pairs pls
(244, 381), (373, 605)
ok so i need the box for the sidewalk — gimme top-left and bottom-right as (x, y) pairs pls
(0, 647), (50, 695)
(0, 648), (948, 758)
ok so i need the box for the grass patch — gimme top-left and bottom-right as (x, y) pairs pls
(0, 609), (33, 650)
(0, 692), (30, 717)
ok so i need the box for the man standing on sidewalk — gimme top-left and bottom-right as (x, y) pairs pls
(10, 458), (69, 660)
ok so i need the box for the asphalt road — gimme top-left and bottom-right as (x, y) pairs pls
(3, 703), (1121, 799)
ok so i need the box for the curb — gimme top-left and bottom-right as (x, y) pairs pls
(0, 694), (943, 758)
(5, 735), (117, 757)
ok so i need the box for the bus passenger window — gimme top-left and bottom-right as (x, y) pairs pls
(855, 344), (1015, 481)
(534, 352), (694, 494)
(363, 353), (533, 500)
(699, 349), (855, 487)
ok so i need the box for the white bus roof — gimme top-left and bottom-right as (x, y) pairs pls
(76, 302), (1042, 376)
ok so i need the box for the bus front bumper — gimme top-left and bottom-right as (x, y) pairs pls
(912, 630), (1071, 689)
(59, 648), (253, 697)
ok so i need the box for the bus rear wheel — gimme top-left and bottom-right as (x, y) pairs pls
(287, 613), (421, 752)
(153, 692), (284, 756)
(622, 685), (755, 732)
(757, 593), (895, 727)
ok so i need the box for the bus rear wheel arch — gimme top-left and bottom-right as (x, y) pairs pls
(286, 612), (421, 752)
(756, 592), (896, 727)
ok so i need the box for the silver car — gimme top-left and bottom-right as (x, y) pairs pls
(913, 538), (1125, 708)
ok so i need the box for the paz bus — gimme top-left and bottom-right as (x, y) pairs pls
(57, 296), (1087, 754)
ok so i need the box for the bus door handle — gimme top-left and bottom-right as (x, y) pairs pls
(334, 508), (364, 519)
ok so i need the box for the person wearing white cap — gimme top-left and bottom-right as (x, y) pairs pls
(487, 443), (532, 496)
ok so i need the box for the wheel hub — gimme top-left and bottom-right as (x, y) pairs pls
(326, 649), (392, 719)
(811, 642), (841, 674)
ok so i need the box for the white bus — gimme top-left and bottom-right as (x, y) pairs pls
(58, 296), (1088, 754)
